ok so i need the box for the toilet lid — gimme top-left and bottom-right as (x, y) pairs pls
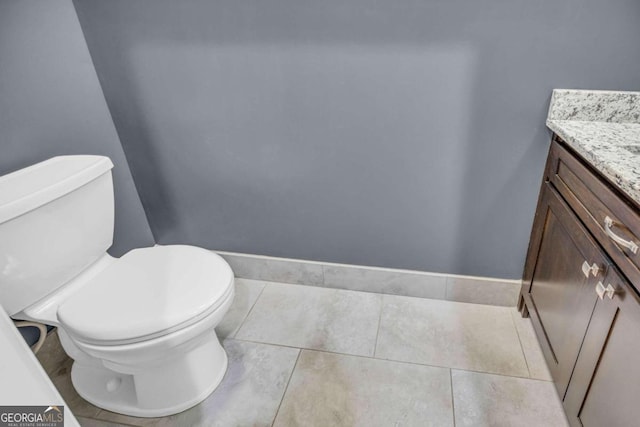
(57, 245), (234, 345)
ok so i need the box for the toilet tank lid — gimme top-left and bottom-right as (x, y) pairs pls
(0, 155), (114, 225)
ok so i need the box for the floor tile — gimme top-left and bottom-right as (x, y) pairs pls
(446, 276), (520, 307)
(36, 330), (69, 375)
(273, 350), (453, 427)
(452, 370), (569, 427)
(75, 417), (130, 427)
(218, 252), (324, 285)
(322, 264), (447, 299)
(215, 278), (266, 340)
(236, 283), (381, 356)
(96, 340), (299, 427)
(375, 295), (529, 376)
(511, 308), (553, 381)
(92, 410), (156, 427)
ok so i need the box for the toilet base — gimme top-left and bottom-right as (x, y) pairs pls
(70, 334), (228, 418)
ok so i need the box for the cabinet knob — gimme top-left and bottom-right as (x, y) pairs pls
(595, 281), (616, 300)
(582, 261), (601, 278)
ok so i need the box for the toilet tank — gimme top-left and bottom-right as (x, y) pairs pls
(0, 156), (115, 316)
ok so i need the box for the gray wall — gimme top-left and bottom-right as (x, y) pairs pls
(74, 0), (640, 278)
(0, 0), (155, 256)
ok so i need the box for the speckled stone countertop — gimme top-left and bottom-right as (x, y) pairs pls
(546, 89), (640, 206)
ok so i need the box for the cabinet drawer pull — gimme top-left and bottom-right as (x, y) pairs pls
(604, 216), (639, 254)
(595, 281), (616, 300)
(581, 261), (601, 278)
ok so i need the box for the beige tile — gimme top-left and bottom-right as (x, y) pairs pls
(49, 360), (101, 419)
(96, 340), (299, 427)
(75, 417), (130, 427)
(322, 264), (447, 299)
(446, 276), (520, 306)
(236, 283), (381, 356)
(452, 370), (569, 427)
(36, 329), (71, 375)
(511, 308), (553, 381)
(92, 410), (157, 427)
(376, 296), (529, 377)
(217, 252), (323, 285)
(215, 278), (266, 339)
(273, 350), (453, 427)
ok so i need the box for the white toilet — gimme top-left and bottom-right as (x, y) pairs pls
(0, 156), (235, 417)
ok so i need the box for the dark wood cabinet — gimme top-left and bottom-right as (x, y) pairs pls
(527, 184), (606, 398)
(520, 137), (640, 424)
(563, 268), (640, 427)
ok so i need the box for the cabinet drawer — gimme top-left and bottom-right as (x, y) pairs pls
(549, 140), (640, 286)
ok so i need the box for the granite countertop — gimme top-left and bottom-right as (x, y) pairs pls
(546, 89), (640, 206)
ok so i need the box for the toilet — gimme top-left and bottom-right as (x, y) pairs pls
(0, 156), (235, 417)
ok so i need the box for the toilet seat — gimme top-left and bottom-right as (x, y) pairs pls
(57, 245), (233, 346)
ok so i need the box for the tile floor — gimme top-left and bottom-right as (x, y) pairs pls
(40, 279), (568, 427)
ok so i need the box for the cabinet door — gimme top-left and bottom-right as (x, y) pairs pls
(563, 269), (640, 427)
(527, 184), (607, 398)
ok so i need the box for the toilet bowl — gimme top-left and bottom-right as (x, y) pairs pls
(0, 156), (235, 417)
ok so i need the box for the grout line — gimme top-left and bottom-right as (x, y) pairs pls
(450, 369), (456, 427)
(450, 366), (555, 384)
(372, 295), (385, 358)
(509, 309), (532, 378)
(259, 279), (516, 311)
(231, 281), (268, 339)
(235, 274), (518, 311)
(229, 337), (547, 382)
(270, 349), (302, 427)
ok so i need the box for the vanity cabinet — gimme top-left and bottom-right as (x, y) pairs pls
(520, 137), (640, 426)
